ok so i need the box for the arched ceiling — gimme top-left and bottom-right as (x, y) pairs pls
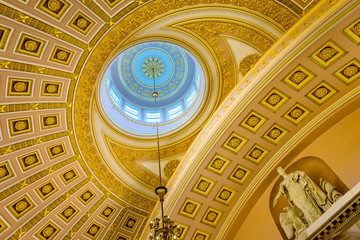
(0, 0), (359, 240)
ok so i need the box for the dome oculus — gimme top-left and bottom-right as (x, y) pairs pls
(99, 41), (206, 136)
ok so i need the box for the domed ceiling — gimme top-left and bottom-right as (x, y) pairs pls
(99, 41), (206, 136)
(0, 0), (360, 240)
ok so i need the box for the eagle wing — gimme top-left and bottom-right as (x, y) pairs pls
(280, 212), (294, 239)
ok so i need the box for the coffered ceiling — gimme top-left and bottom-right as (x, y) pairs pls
(0, 0), (359, 239)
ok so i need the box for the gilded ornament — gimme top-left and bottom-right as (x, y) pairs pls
(47, 0), (61, 11)
(211, 159), (224, 170)
(82, 192), (91, 200)
(65, 171), (74, 180)
(234, 169), (245, 179)
(220, 190), (231, 200)
(127, 219), (135, 227)
(76, 18), (88, 29)
(103, 208), (112, 216)
(184, 203), (196, 213)
(269, 128), (281, 139)
(239, 53), (261, 75)
(267, 94), (281, 106)
(314, 87), (329, 98)
(319, 47), (336, 61)
(291, 71), (307, 84)
(24, 155), (36, 165)
(41, 184), (53, 194)
(141, 56), (165, 78)
(45, 117), (56, 125)
(14, 121), (27, 131)
(0, 168), (7, 179)
(227, 137), (241, 148)
(15, 200), (28, 212)
(206, 211), (217, 222)
(354, 22), (360, 35)
(74, 0), (297, 212)
(290, 108), (303, 119)
(46, 84), (57, 93)
(195, 235), (205, 240)
(24, 40), (38, 52)
(89, 226), (98, 235)
(64, 208), (74, 217)
(343, 65), (358, 77)
(250, 149), (262, 159)
(164, 160), (179, 178)
(197, 180), (210, 192)
(14, 82), (27, 92)
(246, 116), (259, 127)
(51, 146), (62, 154)
(0, 167), (8, 178)
(56, 50), (68, 60)
(42, 226), (54, 237)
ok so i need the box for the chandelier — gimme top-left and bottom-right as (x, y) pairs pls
(148, 63), (182, 240)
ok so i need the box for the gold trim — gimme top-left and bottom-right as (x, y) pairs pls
(343, 17), (360, 45)
(206, 154), (231, 175)
(240, 110), (267, 133)
(306, 81), (338, 105)
(8, 116), (33, 137)
(191, 229), (210, 240)
(0, 216), (8, 234)
(122, 216), (138, 232)
(99, 204), (116, 221)
(7, 77), (34, 96)
(57, 202), (79, 223)
(49, 45), (74, 65)
(40, 113), (60, 130)
(35, 179), (59, 200)
(333, 58), (360, 85)
(18, 150), (43, 171)
(35, 220), (61, 240)
(40, 81), (63, 97)
(0, 161), (15, 183)
(0, 25), (12, 50)
(260, 88), (289, 112)
(36, 0), (71, 20)
(309, 39), (348, 69)
(283, 102), (311, 125)
(103, 0), (122, 8)
(192, 175), (216, 197)
(59, 167), (79, 185)
(179, 198), (202, 219)
(222, 132), (248, 154)
(68, 10), (95, 35)
(201, 207), (223, 227)
(46, 142), (66, 160)
(262, 123), (288, 145)
(77, 188), (96, 205)
(83, 221), (104, 239)
(282, 64), (316, 91)
(244, 144), (268, 165)
(214, 185), (236, 205)
(174, 223), (188, 239)
(15, 33), (46, 58)
(7, 194), (35, 219)
(228, 164), (252, 184)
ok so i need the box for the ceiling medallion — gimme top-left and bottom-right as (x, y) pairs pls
(142, 56), (165, 79)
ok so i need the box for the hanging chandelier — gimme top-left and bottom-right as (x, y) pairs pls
(148, 63), (182, 240)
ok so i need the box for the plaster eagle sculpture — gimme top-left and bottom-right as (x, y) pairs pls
(280, 207), (307, 240)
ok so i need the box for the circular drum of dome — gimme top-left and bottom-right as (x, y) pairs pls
(98, 41), (207, 137)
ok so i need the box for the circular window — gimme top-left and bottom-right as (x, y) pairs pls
(98, 41), (206, 136)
